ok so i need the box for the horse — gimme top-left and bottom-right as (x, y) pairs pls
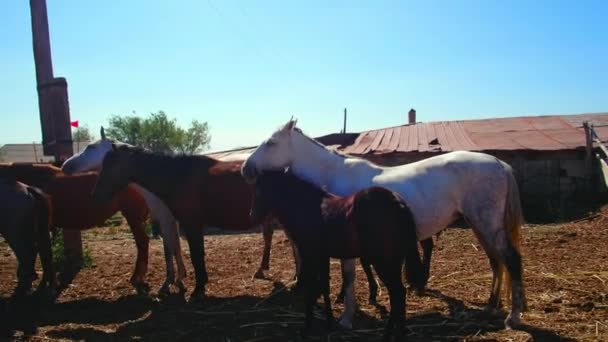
(91, 143), (278, 302)
(249, 170), (424, 340)
(0, 163), (151, 294)
(0, 179), (55, 297)
(62, 129), (187, 295)
(61, 128), (293, 289)
(241, 119), (526, 329)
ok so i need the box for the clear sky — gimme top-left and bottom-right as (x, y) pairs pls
(1, 1), (606, 152)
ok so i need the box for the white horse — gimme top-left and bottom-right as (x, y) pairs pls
(241, 119), (526, 330)
(62, 128), (187, 295)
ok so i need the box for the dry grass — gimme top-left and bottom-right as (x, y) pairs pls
(1, 211), (608, 341)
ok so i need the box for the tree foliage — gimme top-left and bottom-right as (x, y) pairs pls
(73, 126), (93, 142)
(105, 111), (211, 154)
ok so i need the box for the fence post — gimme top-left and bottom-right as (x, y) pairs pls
(583, 122), (593, 191)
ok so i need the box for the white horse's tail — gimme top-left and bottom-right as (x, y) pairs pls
(500, 162), (525, 305)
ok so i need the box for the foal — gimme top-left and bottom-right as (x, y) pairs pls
(250, 170), (424, 340)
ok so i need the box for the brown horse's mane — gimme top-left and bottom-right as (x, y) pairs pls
(114, 143), (220, 167)
(111, 144), (222, 198)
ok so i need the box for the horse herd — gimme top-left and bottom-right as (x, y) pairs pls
(0, 119), (526, 340)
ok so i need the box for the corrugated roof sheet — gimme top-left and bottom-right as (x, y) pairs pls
(341, 113), (608, 154)
(203, 113), (608, 158)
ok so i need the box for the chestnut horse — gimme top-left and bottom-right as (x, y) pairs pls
(249, 170), (424, 340)
(0, 179), (55, 297)
(92, 144), (271, 301)
(0, 163), (150, 293)
(61, 130), (290, 285)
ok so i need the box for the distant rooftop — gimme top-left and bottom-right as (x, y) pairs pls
(0, 142), (90, 163)
(205, 112), (608, 159)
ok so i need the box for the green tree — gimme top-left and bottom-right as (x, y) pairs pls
(73, 126), (93, 142)
(106, 111), (211, 154)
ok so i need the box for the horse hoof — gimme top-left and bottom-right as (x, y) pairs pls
(158, 284), (171, 297)
(483, 305), (500, 316)
(504, 312), (521, 330)
(176, 281), (187, 295)
(189, 288), (206, 304)
(413, 288), (426, 296)
(135, 283), (151, 297)
(337, 315), (353, 330)
(252, 269), (266, 280)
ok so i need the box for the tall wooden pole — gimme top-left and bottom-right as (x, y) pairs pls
(343, 108), (347, 134)
(29, 0), (54, 85)
(30, 0), (82, 265)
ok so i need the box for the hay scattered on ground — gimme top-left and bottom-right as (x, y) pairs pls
(1, 210), (607, 341)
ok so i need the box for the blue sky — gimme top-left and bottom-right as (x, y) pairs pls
(1, 1), (607, 152)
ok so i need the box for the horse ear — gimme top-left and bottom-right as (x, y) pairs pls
(284, 117), (297, 131)
(111, 143), (117, 151)
(100, 127), (106, 140)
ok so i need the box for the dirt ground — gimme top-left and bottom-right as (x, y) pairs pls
(1, 211), (607, 341)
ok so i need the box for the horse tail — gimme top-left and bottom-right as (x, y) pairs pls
(28, 186), (54, 289)
(392, 192), (426, 292)
(500, 162), (524, 303)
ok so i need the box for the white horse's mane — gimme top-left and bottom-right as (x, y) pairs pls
(289, 126), (356, 160)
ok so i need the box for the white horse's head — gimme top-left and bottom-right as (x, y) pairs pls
(62, 127), (115, 174)
(241, 118), (300, 180)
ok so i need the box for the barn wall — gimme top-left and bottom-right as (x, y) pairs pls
(356, 149), (598, 222)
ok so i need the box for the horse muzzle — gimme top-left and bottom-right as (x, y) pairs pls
(241, 163), (258, 183)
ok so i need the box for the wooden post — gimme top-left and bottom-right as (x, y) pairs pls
(32, 142), (38, 162)
(583, 121), (594, 193)
(30, 0), (82, 265)
(343, 108), (347, 134)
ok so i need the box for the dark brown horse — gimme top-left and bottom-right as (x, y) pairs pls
(0, 179), (55, 297)
(0, 163), (150, 293)
(92, 144), (278, 301)
(249, 170), (424, 341)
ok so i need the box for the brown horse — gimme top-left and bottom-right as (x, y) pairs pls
(92, 144), (281, 301)
(249, 170), (424, 340)
(0, 179), (55, 297)
(0, 163), (150, 293)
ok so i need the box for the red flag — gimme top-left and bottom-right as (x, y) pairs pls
(70, 120), (79, 128)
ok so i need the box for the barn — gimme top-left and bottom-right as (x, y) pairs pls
(208, 111), (608, 222)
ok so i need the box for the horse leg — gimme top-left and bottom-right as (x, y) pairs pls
(502, 241), (525, 329)
(418, 237), (434, 293)
(320, 256), (334, 330)
(254, 223), (273, 279)
(157, 214), (186, 295)
(159, 240), (175, 296)
(172, 223), (187, 294)
(293, 242), (301, 276)
(299, 255), (316, 338)
(183, 225), (207, 302)
(361, 257), (380, 304)
(374, 259), (406, 342)
(337, 258), (357, 329)
(35, 215), (56, 297)
(7, 223), (37, 298)
(123, 214), (150, 295)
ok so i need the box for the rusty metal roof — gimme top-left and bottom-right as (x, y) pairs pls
(341, 113), (608, 154)
(204, 113), (608, 159)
